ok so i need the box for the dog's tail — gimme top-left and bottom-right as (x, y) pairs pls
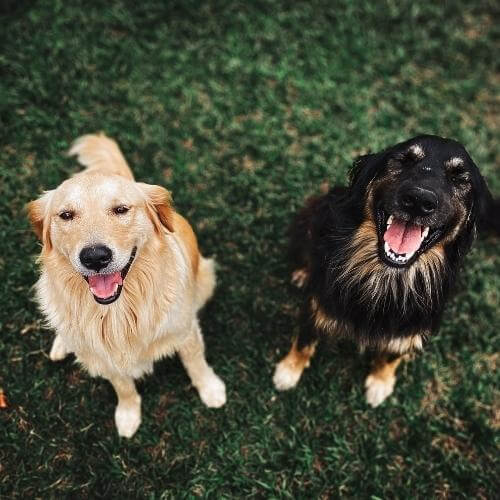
(68, 133), (134, 180)
(195, 256), (216, 312)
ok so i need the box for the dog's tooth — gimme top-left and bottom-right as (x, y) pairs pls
(384, 242), (391, 255)
(422, 227), (429, 239)
(387, 215), (393, 226)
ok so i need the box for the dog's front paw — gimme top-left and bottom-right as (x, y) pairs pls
(115, 397), (142, 438)
(49, 335), (69, 361)
(197, 372), (226, 408)
(365, 374), (396, 407)
(273, 359), (302, 391)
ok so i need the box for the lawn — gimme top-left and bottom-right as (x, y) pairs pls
(0, 0), (498, 497)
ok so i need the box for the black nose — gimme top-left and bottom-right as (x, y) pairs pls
(79, 245), (113, 272)
(399, 187), (438, 217)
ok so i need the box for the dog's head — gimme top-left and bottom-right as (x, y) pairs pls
(28, 173), (174, 305)
(349, 135), (493, 268)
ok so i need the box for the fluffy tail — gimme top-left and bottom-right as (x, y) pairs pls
(68, 133), (134, 180)
(195, 256), (216, 311)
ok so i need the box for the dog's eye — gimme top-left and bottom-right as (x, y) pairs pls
(450, 168), (470, 184)
(59, 211), (74, 221)
(113, 205), (130, 215)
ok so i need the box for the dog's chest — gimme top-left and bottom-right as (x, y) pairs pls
(41, 274), (192, 377)
(68, 305), (190, 376)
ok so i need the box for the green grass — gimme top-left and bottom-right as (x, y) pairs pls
(1, 0), (499, 497)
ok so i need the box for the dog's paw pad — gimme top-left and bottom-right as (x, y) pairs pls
(364, 374), (396, 407)
(115, 401), (141, 438)
(49, 335), (69, 361)
(198, 374), (226, 408)
(273, 360), (302, 391)
(291, 269), (309, 288)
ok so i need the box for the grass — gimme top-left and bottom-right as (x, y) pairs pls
(0, 0), (499, 497)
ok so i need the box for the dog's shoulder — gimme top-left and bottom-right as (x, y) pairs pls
(171, 212), (200, 276)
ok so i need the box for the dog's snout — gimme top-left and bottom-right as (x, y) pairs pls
(399, 187), (438, 217)
(79, 245), (113, 272)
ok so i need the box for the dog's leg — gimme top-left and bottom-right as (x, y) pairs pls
(178, 321), (226, 408)
(365, 354), (406, 407)
(109, 375), (141, 438)
(49, 334), (70, 361)
(273, 322), (318, 391)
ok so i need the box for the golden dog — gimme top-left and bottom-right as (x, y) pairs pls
(28, 134), (226, 437)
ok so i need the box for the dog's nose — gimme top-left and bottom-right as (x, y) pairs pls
(79, 245), (113, 272)
(399, 187), (438, 217)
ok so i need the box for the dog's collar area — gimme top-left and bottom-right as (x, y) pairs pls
(376, 209), (442, 268)
(83, 247), (137, 305)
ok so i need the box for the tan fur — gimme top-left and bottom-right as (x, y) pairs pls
(136, 182), (175, 233)
(273, 336), (319, 390)
(337, 219), (445, 314)
(278, 339), (316, 378)
(445, 157), (464, 168)
(29, 134), (225, 437)
(408, 144), (425, 160)
(311, 298), (338, 334)
(370, 355), (404, 380)
(365, 354), (408, 407)
(27, 191), (54, 250)
(385, 335), (423, 355)
(311, 294), (423, 354)
(172, 212), (200, 276)
(291, 268), (309, 288)
(68, 133), (135, 180)
(440, 201), (468, 246)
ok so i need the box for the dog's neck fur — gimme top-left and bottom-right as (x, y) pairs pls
(36, 235), (192, 376)
(310, 203), (464, 353)
(335, 220), (446, 316)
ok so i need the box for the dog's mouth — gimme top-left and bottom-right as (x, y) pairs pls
(83, 247), (137, 305)
(376, 211), (442, 267)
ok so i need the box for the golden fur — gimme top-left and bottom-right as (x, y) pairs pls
(28, 134), (226, 437)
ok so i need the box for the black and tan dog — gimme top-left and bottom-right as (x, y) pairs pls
(273, 135), (498, 406)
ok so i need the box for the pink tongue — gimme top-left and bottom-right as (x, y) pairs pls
(384, 218), (423, 254)
(88, 272), (123, 299)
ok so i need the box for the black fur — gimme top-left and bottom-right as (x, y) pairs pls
(290, 135), (497, 353)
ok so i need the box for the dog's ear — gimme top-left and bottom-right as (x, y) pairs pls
(26, 191), (54, 250)
(349, 141), (418, 197)
(469, 166), (500, 235)
(137, 183), (175, 233)
(480, 196), (500, 234)
(349, 152), (386, 197)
